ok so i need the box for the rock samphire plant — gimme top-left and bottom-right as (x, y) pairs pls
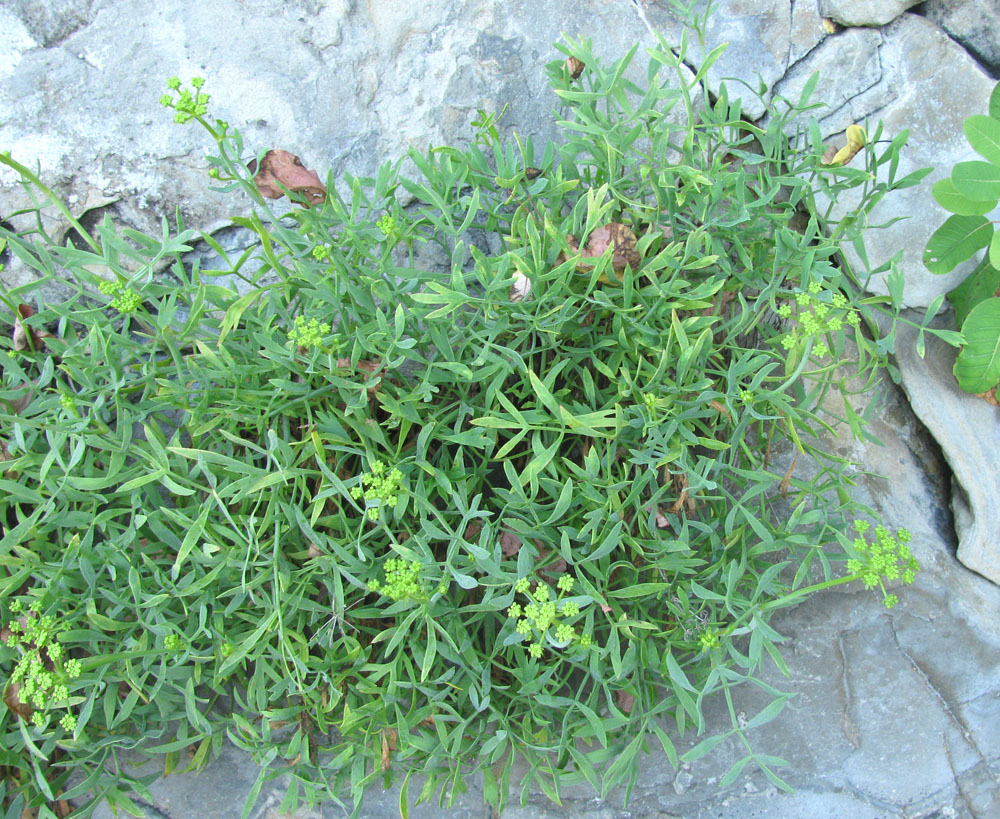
(1, 15), (938, 819)
(924, 78), (1000, 397)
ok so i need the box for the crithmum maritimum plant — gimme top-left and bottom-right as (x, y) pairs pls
(1, 17), (934, 819)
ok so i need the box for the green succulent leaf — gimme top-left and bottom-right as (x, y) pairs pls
(923, 213), (993, 274)
(954, 297), (1000, 393)
(931, 177), (996, 215)
(951, 161), (1000, 202)
(964, 115), (1000, 166)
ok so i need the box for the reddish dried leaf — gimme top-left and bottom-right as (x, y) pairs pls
(600, 603), (612, 613)
(499, 528), (523, 557)
(335, 358), (387, 394)
(380, 728), (397, 772)
(565, 223), (641, 282)
(464, 520), (483, 542)
(4, 682), (32, 721)
(779, 454), (798, 498)
(13, 304), (44, 352)
(615, 689), (635, 714)
(307, 543), (322, 558)
(251, 149), (326, 206)
(710, 400), (731, 422)
(655, 506), (670, 529)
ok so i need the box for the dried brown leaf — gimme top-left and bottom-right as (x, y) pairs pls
(656, 506), (670, 529)
(380, 728), (397, 772)
(4, 682), (32, 721)
(13, 304), (47, 352)
(499, 528), (523, 557)
(251, 149), (326, 206)
(710, 399), (731, 422)
(779, 454), (798, 498)
(976, 386), (999, 406)
(615, 689), (635, 714)
(566, 56), (585, 80)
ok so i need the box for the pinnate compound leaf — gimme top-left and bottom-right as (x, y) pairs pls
(964, 115), (1000, 166)
(951, 161), (1000, 202)
(923, 214), (992, 274)
(948, 256), (1000, 325)
(954, 297), (1000, 393)
(990, 80), (1000, 120)
(931, 177), (996, 215)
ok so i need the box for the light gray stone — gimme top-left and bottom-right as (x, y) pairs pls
(646, 0), (831, 120)
(820, 0), (921, 27)
(811, 14), (997, 308)
(894, 317), (1000, 587)
(919, 0), (1000, 73)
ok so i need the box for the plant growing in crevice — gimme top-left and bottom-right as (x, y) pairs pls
(0, 14), (938, 819)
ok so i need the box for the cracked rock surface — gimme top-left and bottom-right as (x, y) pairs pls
(2, 0), (999, 816)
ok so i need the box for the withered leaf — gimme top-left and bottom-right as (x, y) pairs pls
(13, 304), (50, 352)
(976, 386), (998, 407)
(499, 528), (523, 557)
(380, 728), (397, 773)
(509, 271), (531, 303)
(566, 56), (585, 80)
(565, 223), (641, 282)
(615, 689), (635, 714)
(335, 358), (387, 394)
(3, 682), (32, 721)
(779, 454), (798, 498)
(822, 125), (867, 167)
(251, 149), (327, 206)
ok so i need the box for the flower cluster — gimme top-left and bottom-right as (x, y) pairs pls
(776, 281), (860, 359)
(508, 574), (591, 659)
(160, 76), (210, 124)
(377, 214), (396, 238)
(3, 598), (81, 732)
(369, 558), (423, 601)
(350, 459), (404, 521)
(98, 279), (142, 314)
(846, 520), (920, 609)
(287, 315), (331, 349)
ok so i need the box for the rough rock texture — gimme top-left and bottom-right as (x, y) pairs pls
(895, 316), (1000, 586)
(820, 0), (922, 27)
(776, 13), (997, 308)
(918, 0), (1000, 74)
(4, 0), (1000, 816)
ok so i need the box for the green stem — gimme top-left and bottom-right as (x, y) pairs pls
(0, 153), (102, 254)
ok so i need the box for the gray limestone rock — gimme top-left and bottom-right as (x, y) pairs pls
(919, 0), (1000, 74)
(820, 0), (922, 27)
(804, 14), (996, 308)
(894, 317), (1000, 587)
